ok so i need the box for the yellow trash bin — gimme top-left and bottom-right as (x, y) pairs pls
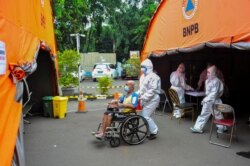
(52, 96), (68, 119)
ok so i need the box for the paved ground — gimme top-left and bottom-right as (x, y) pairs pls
(24, 99), (250, 166)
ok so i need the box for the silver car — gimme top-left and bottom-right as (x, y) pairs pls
(71, 69), (85, 82)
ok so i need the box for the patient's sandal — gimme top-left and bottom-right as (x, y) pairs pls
(92, 130), (101, 135)
(95, 132), (104, 138)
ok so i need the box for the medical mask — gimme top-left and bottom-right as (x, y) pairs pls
(124, 86), (130, 93)
(141, 67), (147, 74)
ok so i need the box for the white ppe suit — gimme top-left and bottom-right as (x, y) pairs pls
(170, 71), (193, 117)
(193, 66), (224, 131)
(170, 71), (193, 103)
(140, 59), (161, 135)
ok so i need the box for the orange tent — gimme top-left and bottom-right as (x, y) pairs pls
(0, 0), (58, 165)
(141, 0), (250, 60)
(141, 0), (250, 114)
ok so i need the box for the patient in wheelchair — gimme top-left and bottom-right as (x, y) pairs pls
(95, 80), (139, 138)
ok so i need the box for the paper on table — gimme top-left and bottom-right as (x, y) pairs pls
(186, 91), (205, 97)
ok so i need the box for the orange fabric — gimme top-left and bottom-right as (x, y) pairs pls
(0, 0), (57, 165)
(1, 0), (56, 62)
(0, 75), (22, 166)
(142, 0), (250, 60)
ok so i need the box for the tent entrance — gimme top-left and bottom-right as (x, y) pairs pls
(150, 48), (250, 116)
(24, 49), (58, 115)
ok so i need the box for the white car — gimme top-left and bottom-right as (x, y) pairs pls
(71, 69), (85, 82)
(92, 63), (118, 81)
(79, 69), (85, 82)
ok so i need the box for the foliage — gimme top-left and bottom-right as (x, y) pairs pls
(123, 58), (140, 77)
(58, 49), (80, 87)
(131, 1), (159, 47)
(53, 0), (89, 51)
(127, 57), (140, 69)
(108, 0), (159, 61)
(97, 76), (113, 94)
(53, 0), (160, 61)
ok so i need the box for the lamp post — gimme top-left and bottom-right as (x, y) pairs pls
(70, 33), (85, 91)
(70, 33), (85, 53)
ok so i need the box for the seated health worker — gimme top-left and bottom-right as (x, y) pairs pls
(170, 63), (194, 118)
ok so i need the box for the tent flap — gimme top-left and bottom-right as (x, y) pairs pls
(205, 42), (231, 49)
(232, 42), (250, 50)
(178, 43), (205, 53)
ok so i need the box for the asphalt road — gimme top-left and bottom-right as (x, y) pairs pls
(24, 79), (250, 166)
(24, 99), (250, 166)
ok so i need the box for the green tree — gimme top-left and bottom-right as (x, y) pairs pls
(53, 0), (159, 61)
(131, 0), (159, 48)
(84, 0), (122, 53)
(53, 0), (89, 51)
(108, 0), (159, 61)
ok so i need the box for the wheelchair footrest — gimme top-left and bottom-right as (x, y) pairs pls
(105, 127), (120, 138)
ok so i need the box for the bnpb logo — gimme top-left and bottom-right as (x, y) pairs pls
(182, 0), (198, 20)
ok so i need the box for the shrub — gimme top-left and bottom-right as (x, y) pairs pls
(58, 49), (80, 87)
(123, 58), (140, 77)
(97, 76), (113, 95)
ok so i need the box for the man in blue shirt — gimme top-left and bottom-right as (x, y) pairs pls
(95, 80), (138, 138)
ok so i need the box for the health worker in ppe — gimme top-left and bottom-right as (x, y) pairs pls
(170, 63), (194, 118)
(197, 63), (225, 91)
(190, 65), (226, 133)
(139, 59), (161, 140)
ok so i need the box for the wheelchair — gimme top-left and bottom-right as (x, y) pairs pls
(93, 110), (149, 147)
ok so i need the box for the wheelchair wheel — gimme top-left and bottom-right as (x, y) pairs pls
(120, 115), (149, 145)
(110, 137), (121, 147)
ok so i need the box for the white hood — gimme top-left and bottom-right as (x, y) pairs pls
(207, 65), (217, 80)
(141, 59), (153, 74)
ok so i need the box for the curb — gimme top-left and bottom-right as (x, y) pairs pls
(65, 94), (119, 101)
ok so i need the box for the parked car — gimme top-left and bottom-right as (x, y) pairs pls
(92, 63), (118, 81)
(121, 68), (126, 80)
(116, 62), (123, 78)
(79, 69), (85, 82)
(84, 71), (92, 79)
(71, 69), (85, 82)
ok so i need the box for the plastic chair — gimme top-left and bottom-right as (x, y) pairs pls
(209, 103), (238, 148)
(159, 89), (172, 112)
(168, 88), (195, 123)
